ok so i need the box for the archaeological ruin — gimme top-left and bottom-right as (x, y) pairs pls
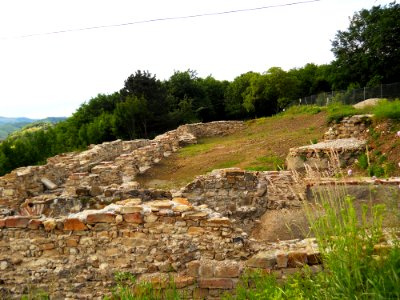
(0, 119), (399, 299)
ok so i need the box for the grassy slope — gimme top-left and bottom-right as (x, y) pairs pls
(136, 111), (328, 189)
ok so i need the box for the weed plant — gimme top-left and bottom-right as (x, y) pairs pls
(223, 170), (400, 299)
(105, 272), (180, 300)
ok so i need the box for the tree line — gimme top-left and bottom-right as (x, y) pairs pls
(0, 2), (399, 176)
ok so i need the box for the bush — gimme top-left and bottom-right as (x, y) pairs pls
(373, 99), (400, 120)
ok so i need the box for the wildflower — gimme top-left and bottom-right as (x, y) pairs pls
(397, 131), (400, 137)
(372, 176), (377, 180)
(398, 162), (400, 168)
(347, 169), (353, 176)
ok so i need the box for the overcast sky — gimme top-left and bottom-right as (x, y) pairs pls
(0, 0), (393, 119)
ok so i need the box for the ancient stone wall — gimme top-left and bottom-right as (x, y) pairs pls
(0, 121), (245, 213)
(180, 169), (305, 232)
(286, 138), (367, 172)
(0, 197), (323, 299)
(323, 114), (372, 140)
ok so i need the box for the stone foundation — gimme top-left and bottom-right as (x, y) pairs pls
(286, 138), (367, 172)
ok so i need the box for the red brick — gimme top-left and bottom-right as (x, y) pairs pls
(5, 216), (30, 228)
(198, 278), (233, 289)
(28, 219), (43, 230)
(64, 218), (87, 231)
(0, 219), (5, 228)
(123, 213), (143, 224)
(86, 213), (115, 223)
(287, 251), (308, 267)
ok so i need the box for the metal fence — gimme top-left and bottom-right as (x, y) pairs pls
(296, 82), (400, 106)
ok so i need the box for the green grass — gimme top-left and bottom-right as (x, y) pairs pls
(222, 192), (400, 300)
(326, 102), (358, 124)
(105, 272), (181, 300)
(177, 140), (215, 157)
(373, 99), (400, 120)
(281, 105), (325, 116)
(246, 155), (285, 171)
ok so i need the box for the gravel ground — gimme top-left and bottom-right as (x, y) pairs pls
(297, 138), (366, 150)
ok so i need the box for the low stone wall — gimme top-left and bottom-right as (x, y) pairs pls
(0, 121), (245, 213)
(286, 138), (367, 172)
(0, 197), (323, 299)
(323, 114), (372, 140)
(180, 169), (305, 232)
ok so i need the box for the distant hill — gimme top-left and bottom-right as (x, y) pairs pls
(0, 116), (36, 124)
(0, 117), (66, 140)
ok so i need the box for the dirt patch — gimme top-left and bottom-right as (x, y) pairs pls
(250, 209), (311, 241)
(136, 112), (328, 189)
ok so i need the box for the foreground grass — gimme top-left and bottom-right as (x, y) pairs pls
(225, 196), (399, 300)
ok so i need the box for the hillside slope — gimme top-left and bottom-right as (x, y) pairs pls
(136, 111), (328, 189)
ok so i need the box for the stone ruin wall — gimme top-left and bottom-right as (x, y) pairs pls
(323, 114), (372, 140)
(287, 115), (373, 172)
(0, 121), (245, 213)
(180, 169), (305, 233)
(0, 118), (398, 298)
(0, 196), (323, 299)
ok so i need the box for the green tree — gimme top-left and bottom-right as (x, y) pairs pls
(224, 72), (257, 119)
(121, 70), (169, 137)
(113, 95), (148, 139)
(331, 2), (400, 88)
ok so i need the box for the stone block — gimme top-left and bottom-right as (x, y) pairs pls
(120, 206), (143, 214)
(43, 218), (57, 231)
(64, 218), (87, 231)
(287, 251), (308, 267)
(39, 243), (55, 250)
(123, 213), (143, 224)
(187, 226), (204, 235)
(144, 213), (158, 223)
(246, 251), (276, 269)
(276, 252), (288, 268)
(28, 219), (43, 230)
(199, 261), (214, 278)
(86, 213), (116, 223)
(214, 262), (240, 278)
(66, 239), (79, 247)
(202, 217), (231, 227)
(183, 211), (209, 220)
(187, 260), (200, 277)
(172, 197), (191, 206)
(174, 276), (195, 288)
(198, 278), (233, 289)
(193, 288), (209, 300)
(5, 216), (30, 228)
